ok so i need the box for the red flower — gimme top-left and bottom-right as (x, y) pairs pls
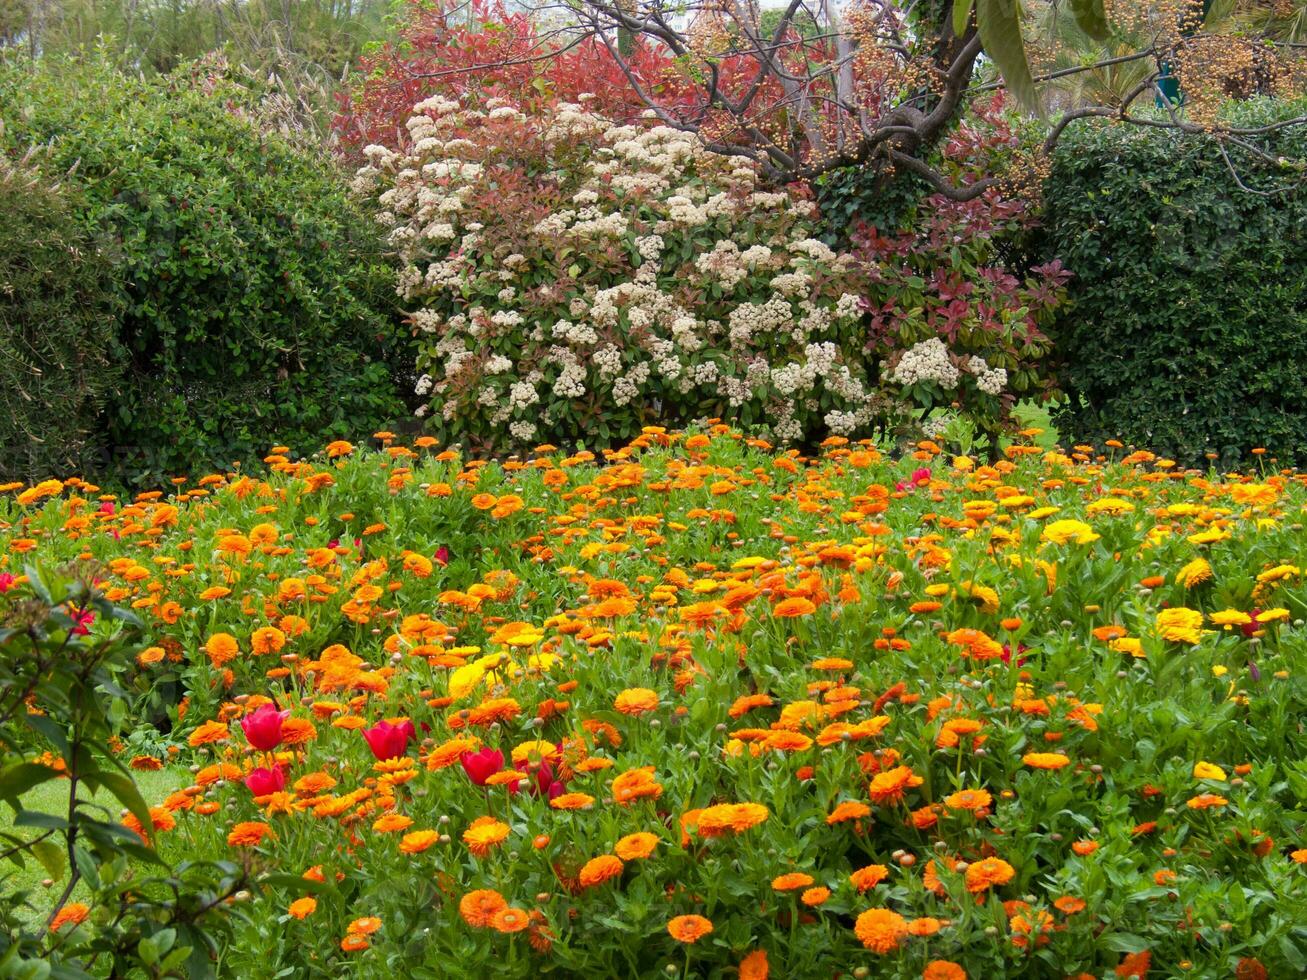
(362, 719), (414, 761)
(245, 765), (287, 796)
(460, 747), (504, 786)
(434, 546), (450, 566)
(240, 703), (290, 751)
(0, 573), (14, 593)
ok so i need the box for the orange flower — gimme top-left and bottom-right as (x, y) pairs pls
(1072, 840), (1099, 856)
(667, 914), (713, 943)
(868, 765), (923, 806)
(348, 917), (381, 936)
(399, 830), (440, 854)
(1054, 896), (1086, 914)
(187, 720), (229, 747)
(1115, 950), (1151, 978)
(491, 907), (530, 934)
(578, 854), (624, 888)
(695, 802), (769, 835)
(613, 688), (660, 715)
(923, 961), (967, 980)
(771, 872), (815, 891)
(459, 889), (508, 927)
(372, 813), (413, 833)
(849, 864), (889, 892)
(772, 596), (817, 617)
(1022, 752), (1071, 770)
(943, 788), (992, 813)
(964, 857), (1015, 893)
(611, 767), (664, 805)
(549, 792), (595, 810)
(251, 626), (286, 655)
(49, 902), (90, 932)
(614, 832), (659, 860)
(288, 897), (317, 920)
(463, 817), (510, 858)
(801, 886), (831, 906)
(1186, 793), (1229, 810)
(826, 801), (871, 825)
(854, 908), (908, 953)
(226, 821), (272, 847)
(739, 950), (769, 980)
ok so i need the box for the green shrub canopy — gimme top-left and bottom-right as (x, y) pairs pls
(1042, 100), (1307, 466)
(0, 154), (122, 482)
(0, 59), (409, 485)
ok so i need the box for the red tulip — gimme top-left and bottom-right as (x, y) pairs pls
(434, 546), (450, 567)
(362, 719), (414, 761)
(460, 747), (504, 786)
(240, 703), (290, 751)
(244, 765), (287, 797)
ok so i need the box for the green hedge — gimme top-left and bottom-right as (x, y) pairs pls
(1041, 103), (1307, 466)
(0, 59), (410, 486)
(0, 154), (123, 482)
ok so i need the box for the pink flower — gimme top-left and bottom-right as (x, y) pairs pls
(244, 765), (287, 797)
(895, 467), (932, 492)
(240, 703), (290, 751)
(0, 572), (15, 593)
(70, 608), (95, 636)
(362, 719), (414, 761)
(460, 747), (504, 786)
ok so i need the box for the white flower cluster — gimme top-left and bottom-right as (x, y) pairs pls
(890, 338), (960, 389)
(965, 355), (1008, 395)
(358, 98), (875, 445)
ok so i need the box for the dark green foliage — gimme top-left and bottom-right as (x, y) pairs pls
(0, 154), (122, 482)
(1040, 103), (1307, 466)
(0, 59), (411, 485)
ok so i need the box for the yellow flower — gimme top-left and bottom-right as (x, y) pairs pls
(1086, 497), (1134, 516)
(1209, 609), (1251, 628)
(1193, 761), (1227, 782)
(1175, 558), (1213, 589)
(1041, 520), (1098, 545)
(1256, 564), (1300, 583)
(1155, 607), (1204, 644)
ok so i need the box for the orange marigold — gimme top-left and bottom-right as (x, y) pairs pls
(854, 907), (908, 953)
(491, 907), (530, 934)
(964, 857), (1015, 893)
(613, 688), (660, 715)
(614, 832), (659, 860)
(226, 821), (272, 847)
(578, 854), (624, 888)
(667, 914), (713, 943)
(459, 889), (507, 927)
(868, 765), (923, 806)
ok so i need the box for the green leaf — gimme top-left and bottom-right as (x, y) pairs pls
(95, 770), (154, 834)
(953, 0), (975, 36)
(1068, 0), (1110, 39)
(31, 840), (66, 880)
(0, 761), (61, 802)
(976, 0), (1040, 112)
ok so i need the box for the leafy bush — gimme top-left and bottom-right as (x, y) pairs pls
(0, 58), (410, 486)
(0, 153), (122, 482)
(1041, 101), (1307, 465)
(0, 564), (249, 977)
(823, 96), (1070, 451)
(356, 97), (876, 449)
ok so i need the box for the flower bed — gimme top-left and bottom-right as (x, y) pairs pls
(3, 429), (1305, 977)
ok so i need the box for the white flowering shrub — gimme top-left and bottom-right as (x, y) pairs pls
(354, 97), (878, 448)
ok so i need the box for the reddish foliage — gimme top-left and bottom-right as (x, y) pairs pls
(333, 0), (696, 158)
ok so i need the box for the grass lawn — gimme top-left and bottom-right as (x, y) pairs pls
(1, 766), (189, 922)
